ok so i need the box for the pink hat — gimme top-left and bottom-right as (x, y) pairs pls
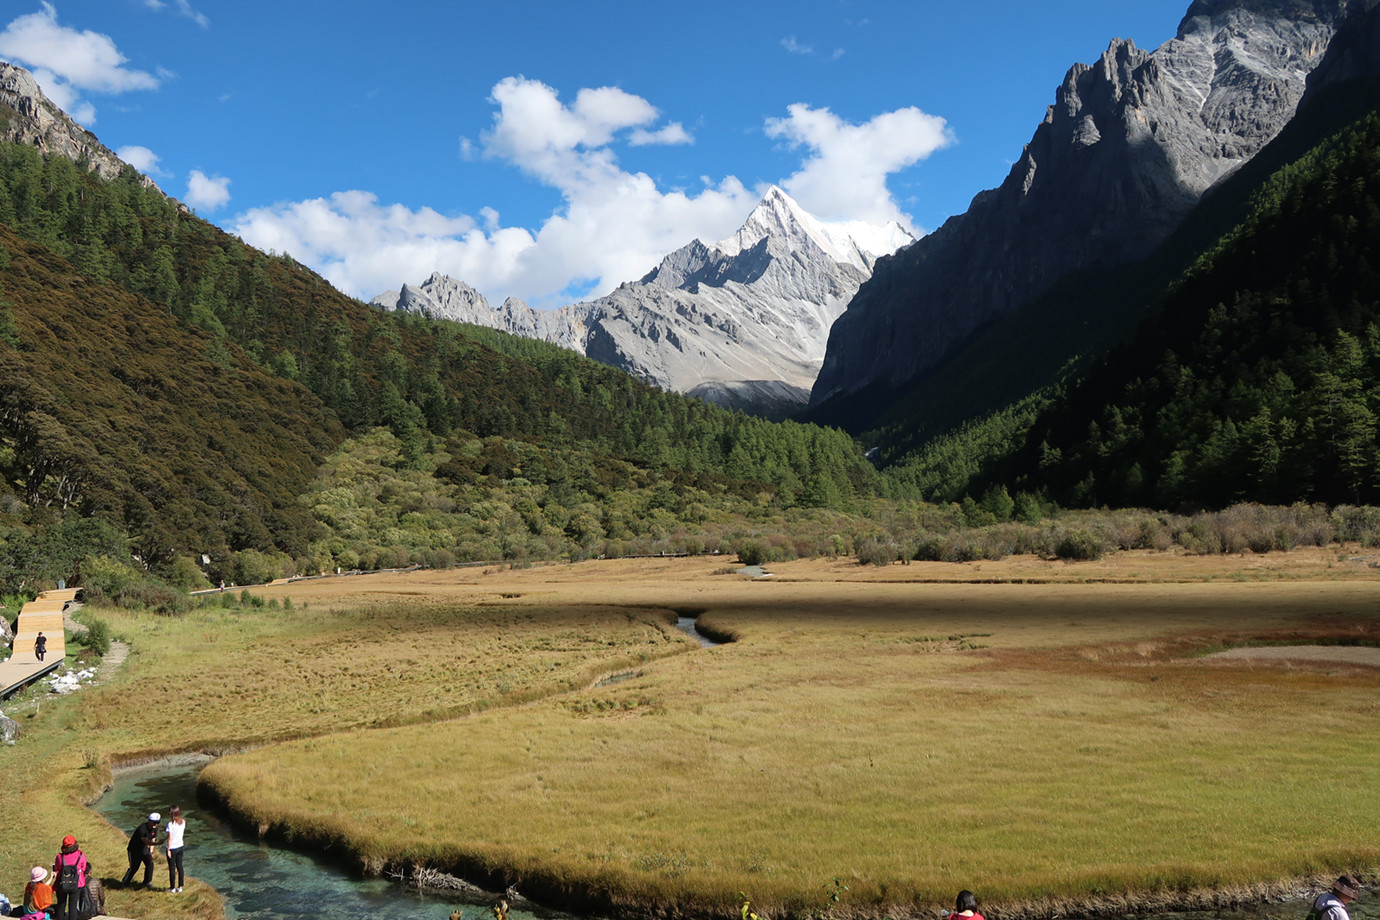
(31, 866), (49, 883)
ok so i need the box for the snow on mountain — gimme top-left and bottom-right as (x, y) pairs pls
(372, 187), (913, 419)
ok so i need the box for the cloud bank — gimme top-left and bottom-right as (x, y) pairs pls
(0, 1), (950, 310)
(0, 3), (160, 124)
(232, 78), (951, 305)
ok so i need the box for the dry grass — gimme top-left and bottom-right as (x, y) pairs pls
(203, 555), (1379, 917)
(8, 550), (1378, 920)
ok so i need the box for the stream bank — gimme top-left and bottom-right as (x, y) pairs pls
(97, 761), (585, 920)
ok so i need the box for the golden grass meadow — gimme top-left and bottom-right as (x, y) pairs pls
(3, 549), (1378, 920)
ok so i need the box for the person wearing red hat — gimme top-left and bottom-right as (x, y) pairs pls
(1309, 876), (1364, 920)
(51, 835), (88, 920)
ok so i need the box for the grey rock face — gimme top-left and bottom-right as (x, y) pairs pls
(373, 187), (911, 419)
(1297, 0), (1380, 97)
(0, 61), (160, 191)
(810, 0), (1350, 410)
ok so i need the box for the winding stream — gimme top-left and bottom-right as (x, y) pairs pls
(674, 615), (718, 648)
(95, 762), (586, 920)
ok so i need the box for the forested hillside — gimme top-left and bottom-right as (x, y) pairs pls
(904, 106), (1380, 510)
(0, 142), (877, 588)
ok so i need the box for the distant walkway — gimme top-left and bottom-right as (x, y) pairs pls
(0, 587), (79, 697)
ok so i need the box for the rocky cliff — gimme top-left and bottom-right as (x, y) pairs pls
(0, 61), (159, 191)
(373, 187), (911, 419)
(809, 0), (1352, 413)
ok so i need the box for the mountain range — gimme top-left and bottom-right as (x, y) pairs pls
(372, 188), (911, 420)
(0, 0), (1378, 584)
(810, 0), (1358, 423)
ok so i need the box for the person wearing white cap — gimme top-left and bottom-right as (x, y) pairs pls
(1309, 876), (1364, 920)
(120, 812), (160, 889)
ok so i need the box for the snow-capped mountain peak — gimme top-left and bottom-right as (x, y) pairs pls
(714, 186), (913, 272)
(374, 186), (913, 418)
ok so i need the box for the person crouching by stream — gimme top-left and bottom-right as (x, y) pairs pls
(51, 836), (88, 920)
(120, 812), (159, 889)
(1310, 876), (1363, 920)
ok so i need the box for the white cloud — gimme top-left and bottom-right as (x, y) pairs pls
(230, 79), (945, 307)
(629, 122), (692, 147)
(143, 0), (209, 29)
(765, 103), (955, 227)
(0, 3), (160, 124)
(781, 36), (813, 55)
(185, 170), (231, 211)
(116, 145), (162, 175)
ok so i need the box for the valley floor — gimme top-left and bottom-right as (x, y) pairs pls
(7, 548), (1377, 920)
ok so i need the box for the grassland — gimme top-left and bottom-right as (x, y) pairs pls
(3, 550), (1377, 920)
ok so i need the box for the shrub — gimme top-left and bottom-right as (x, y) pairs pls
(77, 616), (111, 657)
(162, 556), (211, 592)
(856, 537), (901, 566)
(737, 540), (767, 567)
(1054, 529), (1105, 561)
(79, 554), (189, 615)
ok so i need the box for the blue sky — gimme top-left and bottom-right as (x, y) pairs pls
(0, 0), (1190, 306)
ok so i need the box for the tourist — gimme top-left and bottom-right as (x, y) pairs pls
(1310, 876), (1363, 920)
(165, 805), (187, 893)
(120, 812), (159, 889)
(34, 632), (45, 662)
(51, 836), (88, 920)
(23, 866), (54, 917)
(947, 890), (983, 920)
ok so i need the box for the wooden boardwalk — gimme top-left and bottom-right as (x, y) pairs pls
(0, 587), (79, 698)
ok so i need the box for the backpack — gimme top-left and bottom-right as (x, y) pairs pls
(57, 855), (80, 893)
(1305, 896), (1343, 920)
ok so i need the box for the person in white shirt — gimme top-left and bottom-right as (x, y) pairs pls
(1310, 876), (1362, 920)
(164, 806), (187, 894)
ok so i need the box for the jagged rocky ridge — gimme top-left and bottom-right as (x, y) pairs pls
(809, 0), (1355, 413)
(0, 62), (160, 192)
(373, 188), (911, 419)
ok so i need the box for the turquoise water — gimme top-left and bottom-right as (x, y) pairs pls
(95, 763), (585, 920)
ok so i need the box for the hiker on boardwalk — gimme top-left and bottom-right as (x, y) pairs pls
(1310, 876), (1363, 920)
(121, 812), (159, 888)
(165, 805), (187, 893)
(34, 632), (46, 662)
(23, 866), (55, 917)
(51, 836), (88, 920)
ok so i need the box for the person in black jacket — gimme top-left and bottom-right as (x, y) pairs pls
(34, 632), (46, 662)
(120, 813), (159, 888)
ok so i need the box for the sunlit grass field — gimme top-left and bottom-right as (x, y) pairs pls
(4, 551), (1377, 920)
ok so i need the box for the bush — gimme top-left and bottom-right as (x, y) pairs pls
(737, 540), (767, 567)
(1053, 529), (1105, 561)
(79, 555), (189, 615)
(1332, 505), (1380, 545)
(1176, 522), (1223, 555)
(857, 537), (901, 566)
(76, 616), (111, 657)
(162, 556), (211, 592)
